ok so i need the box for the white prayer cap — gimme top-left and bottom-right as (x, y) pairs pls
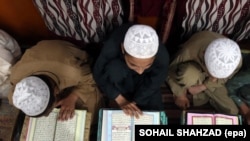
(204, 38), (241, 78)
(123, 25), (159, 59)
(13, 76), (50, 116)
(0, 29), (21, 64)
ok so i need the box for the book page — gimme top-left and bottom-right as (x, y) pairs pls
(132, 112), (160, 141)
(111, 112), (131, 141)
(214, 114), (239, 125)
(54, 116), (77, 141)
(186, 113), (214, 125)
(26, 108), (86, 141)
(26, 112), (57, 141)
(134, 112), (160, 125)
(101, 110), (131, 141)
(100, 110), (161, 141)
(54, 109), (86, 141)
(84, 113), (92, 141)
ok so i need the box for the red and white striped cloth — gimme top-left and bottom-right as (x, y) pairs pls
(33, 0), (124, 43)
(181, 0), (250, 41)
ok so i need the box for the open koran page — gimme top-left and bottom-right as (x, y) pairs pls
(186, 112), (239, 125)
(25, 108), (86, 141)
(100, 110), (162, 141)
(214, 114), (239, 125)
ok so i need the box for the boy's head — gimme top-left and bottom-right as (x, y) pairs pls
(204, 38), (241, 79)
(12, 75), (55, 117)
(122, 24), (159, 74)
(123, 24), (159, 59)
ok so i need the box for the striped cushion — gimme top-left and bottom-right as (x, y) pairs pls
(33, 0), (124, 43)
(180, 0), (250, 41)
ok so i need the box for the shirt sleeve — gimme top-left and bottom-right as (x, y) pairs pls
(167, 75), (186, 97)
(165, 49), (189, 97)
(93, 23), (132, 100)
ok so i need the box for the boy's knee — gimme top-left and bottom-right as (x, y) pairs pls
(227, 104), (239, 115)
(209, 99), (239, 115)
(192, 93), (209, 106)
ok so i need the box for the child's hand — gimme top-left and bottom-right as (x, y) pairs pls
(121, 102), (142, 119)
(115, 95), (142, 118)
(188, 84), (206, 95)
(56, 93), (78, 121)
(174, 94), (190, 109)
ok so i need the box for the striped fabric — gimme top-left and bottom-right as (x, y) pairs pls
(33, 0), (124, 43)
(181, 0), (250, 41)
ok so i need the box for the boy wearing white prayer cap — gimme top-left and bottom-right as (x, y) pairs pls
(166, 31), (242, 115)
(93, 23), (170, 118)
(8, 40), (104, 125)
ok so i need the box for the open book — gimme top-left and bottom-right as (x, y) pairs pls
(181, 111), (242, 125)
(97, 109), (167, 141)
(20, 108), (91, 141)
